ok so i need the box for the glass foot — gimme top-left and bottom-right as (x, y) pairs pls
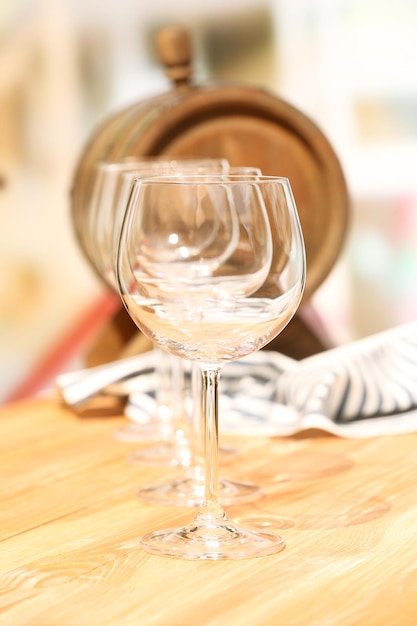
(127, 443), (192, 468)
(126, 443), (238, 469)
(140, 518), (285, 560)
(113, 423), (167, 443)
(138, 476), (263, 507)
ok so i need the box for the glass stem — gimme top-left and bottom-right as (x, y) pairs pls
(191, 362), (204, 473)
(153, 347), (175, 441)
(198, 365), (226, 522)
(155, 348), (189, 443)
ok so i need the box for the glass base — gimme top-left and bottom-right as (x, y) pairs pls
(114, 426), (240, 460)
(140, 519), (285, 560)
(113, 422), (166, 443)
(128, 443), (193, 468)
(127, 443), (239, 469)
(138, 476), (263, 507)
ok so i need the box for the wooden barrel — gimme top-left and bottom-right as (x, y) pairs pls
(70, 25), (350, 362)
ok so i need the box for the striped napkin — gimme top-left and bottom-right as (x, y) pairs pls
(126, 321), (417, 438)
(56, 321), (417, 438)
(274, 320), (417, 437)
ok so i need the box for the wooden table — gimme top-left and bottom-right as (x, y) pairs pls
(1, 396), (417, 625)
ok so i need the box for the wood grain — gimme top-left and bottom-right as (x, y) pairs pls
(1, 397), (416, 625)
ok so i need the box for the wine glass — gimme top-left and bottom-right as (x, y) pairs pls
(127, 169), (267, 505)
(89, 158), (230, 287)
(113, 166), (266, 508)
(88, 158), (266, 508)
(85, 159), (267, 507)
(87, 158), (229, 455)
(117, 174), (306, 559)
(92, 160), (261, 458)
(112, 164), (261, 450)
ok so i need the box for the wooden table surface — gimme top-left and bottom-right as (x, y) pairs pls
(1, 396), (417, 626)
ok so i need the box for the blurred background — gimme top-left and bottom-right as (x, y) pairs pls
(1, 0), (417, 403)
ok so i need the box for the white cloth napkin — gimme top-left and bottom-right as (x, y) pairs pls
(126, 321), (417, 438)
(273, 320), (417, 437)
(56, 351), (156, 406)
(56, 321), (417, 438)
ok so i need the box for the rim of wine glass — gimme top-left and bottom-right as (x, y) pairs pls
(88, 158), (232, 277)
(127, 173), (294, 185)
(119, 173), (305, 295)
(121, 173), (305, 288)
(93, 157), (230, 174)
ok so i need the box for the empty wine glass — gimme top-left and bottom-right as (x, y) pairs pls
(115, 167), (267, 507)
(117, 174), (306, 559)
(87, 158), (267, 510)
(128, 169), (266, 506)
(92, 160), (261, 460)
(87, 157), (229, 455)
(90, 158), (230, 286)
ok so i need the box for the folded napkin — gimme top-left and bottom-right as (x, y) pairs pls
(126, 350), (298, 436)
(274, 320), (417, 437)
(126, 321), (417, 438)
(56, 321), (417, 438)
(56, 351), (156, 407)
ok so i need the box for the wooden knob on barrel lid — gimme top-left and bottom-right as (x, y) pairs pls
(155, 25), (193, 86)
